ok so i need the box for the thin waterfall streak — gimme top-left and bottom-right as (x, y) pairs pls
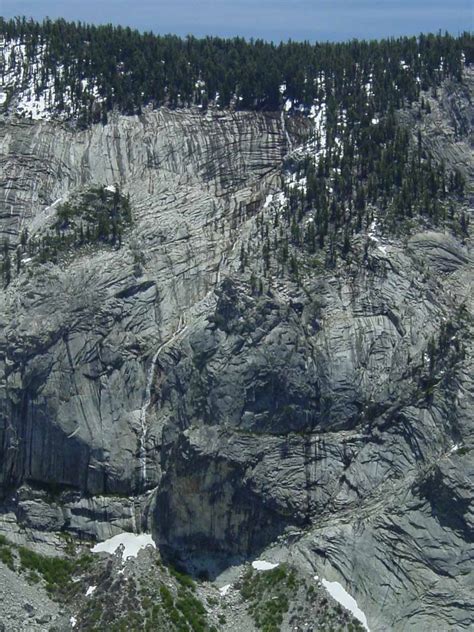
(138, 317), (188, 489)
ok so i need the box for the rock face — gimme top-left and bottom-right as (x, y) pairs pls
(0, 108), (286, 502)
(0, 559), (67, 631)
(153, 237), (473, 630)
(0, 88), (473, 632)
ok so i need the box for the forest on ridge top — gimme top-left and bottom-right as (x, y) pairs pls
(1, 17), (473, 121)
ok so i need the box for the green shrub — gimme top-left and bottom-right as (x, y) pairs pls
(175, 588), (207, 631)
(159, 584), (174, 611)
(0, 546), (14, 570)
(19, 546), (74, 592)
(169, 565), (196, 591)
(240, 565), (297, 632)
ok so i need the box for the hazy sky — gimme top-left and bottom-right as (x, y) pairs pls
(3, 0), (473, 42)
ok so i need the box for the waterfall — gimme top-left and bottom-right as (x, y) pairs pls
(138, 316), (187, 489)
(280, 109), (293, 154)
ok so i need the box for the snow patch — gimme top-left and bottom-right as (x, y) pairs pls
(70, 616), (77, 628)
(219, 584), (231, 596)
(2, 37), (103, 120)
(276, 191), (287, 208)
(252, 560), (279, 571)
(321, 579), (370, 631)
(85, 585), (97, 597)
(263, 194), (273, 209)
(288, 174), (307, 195)
(91, 532), (156, 559)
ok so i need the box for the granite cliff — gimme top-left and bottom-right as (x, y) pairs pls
(0, 40), (472, 631)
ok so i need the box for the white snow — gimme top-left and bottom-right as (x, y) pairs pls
(276, 191), (287, 208)
(309, 104), (318, 118)
(368, 219), (377, 238)
(368, 218), (388, 254)
(364, 73), (374, 97)
(264, 194), (273, 209)
(288, 174), (307, 195)
(252, 560), (279, 571)
(70, 616), (77, 628)
(279, 83), (287, 94)
(284, 98), (293, 112)
(85, 585), (97, 596)
(321, 579), (370, 631)
(449, 443), (460, 455)
(219, 584), (231, 596)
(301, 102), (327, 161)
(1, 37), (103, 120)
(105, 185), (116, 193)
(91, 532), (156, 559)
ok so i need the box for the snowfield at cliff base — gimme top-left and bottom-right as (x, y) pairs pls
(91, 532), (156, 558)
(318, 576), (370, 631)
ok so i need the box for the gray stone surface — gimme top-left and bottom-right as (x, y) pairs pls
(0, 76), (472, 632)
(0, 560), (68, 631)
(0, 107), (286, 501)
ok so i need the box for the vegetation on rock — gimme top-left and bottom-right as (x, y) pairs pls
(1, 17), (472, 122)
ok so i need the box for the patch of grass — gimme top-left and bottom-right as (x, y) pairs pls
(240, 564), (298, 632)
(16, 544), (93, 596)
(0, 545), (15, 570)
(19, 546), (75, 592)
(0, 536), (16, 571)
(159, 581), (210, 632)
(168, 565), (196, 591)
(75, 553), (94, 571)
(159, 584), (174, 610)
(176, 587), (207, 629)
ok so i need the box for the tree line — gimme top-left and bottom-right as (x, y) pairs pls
(1, 17), (472, 124)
